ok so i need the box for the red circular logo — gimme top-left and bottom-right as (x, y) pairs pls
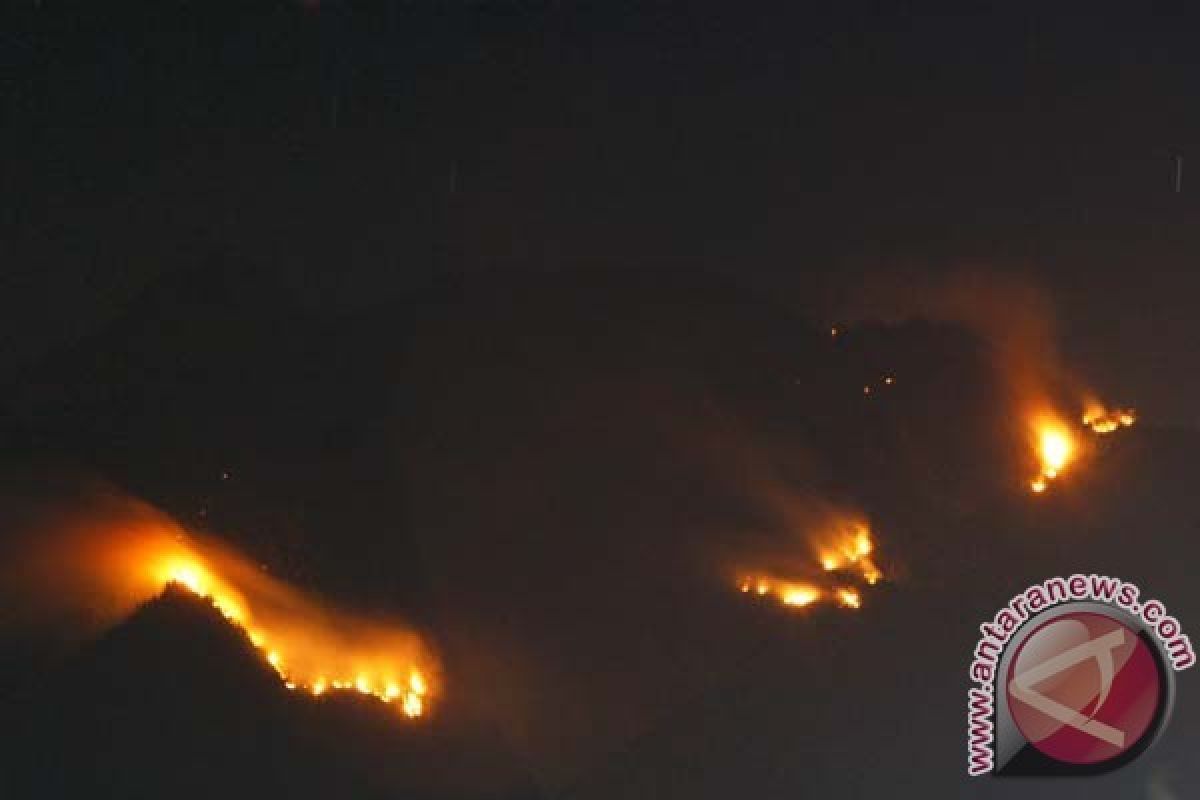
(1006, 612), (1162, 765)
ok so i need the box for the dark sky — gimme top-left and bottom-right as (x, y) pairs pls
(3, 3), (1200, 799)
(6, 2), (1200, 422)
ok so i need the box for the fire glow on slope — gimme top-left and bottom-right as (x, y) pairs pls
(828, 270), (1140, 497)
(1029, 412), (1074, 494)
(1083, 401), (1136, 435)
(1028, 401), (1136, 494)
(157, 551), (431, 717)
(737, 518), (882, 612)
(0, 491), (437, 721)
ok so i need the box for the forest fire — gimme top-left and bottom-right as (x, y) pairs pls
(832, 270), (1141, 499)
(738, 575), (870, 612)
(782, 584), (822, 607)
(1083, 402), (1137, 434)
(739, 577), (825, 609)
(157, 549), (432, 719)
(737, 519), (883, 612)
(0, 492), (437, 722)
(1028, 401), (1137, 493)
(816, 521), (883, 586)
(1029, 415), (1075, 493)
(836, 587), (862, 609)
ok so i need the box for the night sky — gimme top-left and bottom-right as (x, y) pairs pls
(3, 3), (1200, 798)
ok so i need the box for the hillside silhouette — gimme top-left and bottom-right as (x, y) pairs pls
(2, 263), (1198, 798)
(0, 585), (540, 800)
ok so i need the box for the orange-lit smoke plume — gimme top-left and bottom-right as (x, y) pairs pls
(735, 509), (880, 612)
(0, 484), (436, 719)
(833, 269), (1136, 494)
(701, 419), (885, 612)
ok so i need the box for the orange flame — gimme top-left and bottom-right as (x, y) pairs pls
(1028, 400), (1137, 493)
(155, 546), (433, 718)
(737, 518), (883, 612)
(815, 520), (882, 586)
(1083, 401), (1137, 434)
(835, 587), (862, 609)
(0, 492), (437, 721)
(1027, 412), (1075, 494)
(739, 576), (825, 610)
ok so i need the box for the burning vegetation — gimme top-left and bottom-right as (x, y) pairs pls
(737, 517), (882, 612)
(158, 553), (431, 718)
(1028, 413), (1075, 494)
(1083, 402), (1137, 435)
(1027, 401), (1137, 494)
(0, 489), (437, 721)
(831, 269), (1139, 496)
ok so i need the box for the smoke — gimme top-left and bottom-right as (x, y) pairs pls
(405, 360), (887, 785)
(834, 267), (1070, 411)
(0, 482), (180, 636)
(831, 267), (1136, 492)
(687, 412), (884, 605)
(0, 477), (437, 714)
